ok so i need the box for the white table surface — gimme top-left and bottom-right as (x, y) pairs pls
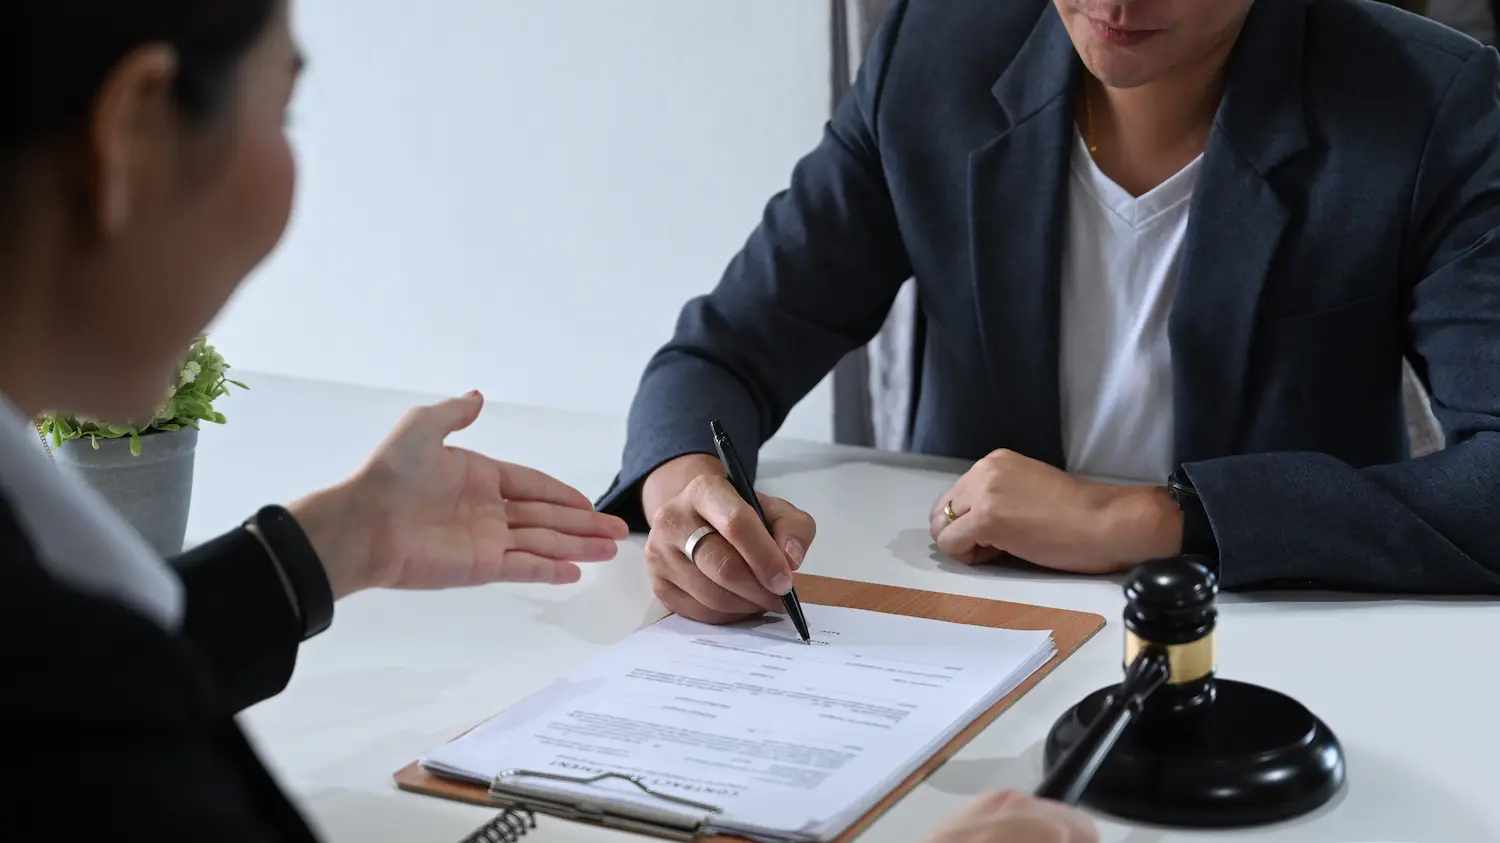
(186, 372), (1499, 843)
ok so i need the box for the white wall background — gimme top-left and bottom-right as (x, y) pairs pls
(210, 0), (835, 442)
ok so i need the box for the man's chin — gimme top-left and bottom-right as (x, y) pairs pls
(1070, 34), (1171, 88)
(1081, 56), (1163, 90)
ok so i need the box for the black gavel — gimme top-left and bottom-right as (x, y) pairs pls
(1033, 556), (1346, 829)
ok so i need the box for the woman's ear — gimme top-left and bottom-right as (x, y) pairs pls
(88, 44), (180, 236)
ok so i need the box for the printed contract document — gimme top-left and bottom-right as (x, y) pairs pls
(421, 605), (1055, 843)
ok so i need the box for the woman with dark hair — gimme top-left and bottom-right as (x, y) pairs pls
(0, 0), (632, 837)
(0, 2), (1097, 841)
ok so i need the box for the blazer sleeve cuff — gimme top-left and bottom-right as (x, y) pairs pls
(170, 527), (307, 713)
(595, 453), (714, 532)
(597, 358), (767, 531)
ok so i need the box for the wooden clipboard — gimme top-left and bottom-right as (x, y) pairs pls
(394, 573), (1107, 841)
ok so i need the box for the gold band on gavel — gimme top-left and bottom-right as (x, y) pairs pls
(1124, 630), (1216, 685)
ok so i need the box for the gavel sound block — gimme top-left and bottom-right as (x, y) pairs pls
(1035, 556), (1346, 828)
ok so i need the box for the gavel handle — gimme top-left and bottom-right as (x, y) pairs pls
(1034, 647), (1171, 805)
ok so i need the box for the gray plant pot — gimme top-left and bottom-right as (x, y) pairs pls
(53, 426), (198, 558)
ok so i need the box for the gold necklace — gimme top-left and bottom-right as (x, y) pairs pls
(1084, 81), (1098, 154)
(34, 418), (54, 462)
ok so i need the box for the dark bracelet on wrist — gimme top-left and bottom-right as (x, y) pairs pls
(245, 504), (334, 640)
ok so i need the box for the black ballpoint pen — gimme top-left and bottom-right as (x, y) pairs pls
(709, 420), (813, 643)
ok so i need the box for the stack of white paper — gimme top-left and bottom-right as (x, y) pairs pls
(421, 605), (1055, 843)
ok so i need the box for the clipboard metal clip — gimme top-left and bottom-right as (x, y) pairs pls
(488, 769), (723, 841)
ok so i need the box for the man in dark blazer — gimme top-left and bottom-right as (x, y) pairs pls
(597, 0), (1500, 625)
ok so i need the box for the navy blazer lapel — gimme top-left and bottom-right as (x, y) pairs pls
(1170, 0), (1310, 463)
(969, 6), (1078, 469)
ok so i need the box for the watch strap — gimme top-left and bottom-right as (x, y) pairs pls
(1168, 468), (1217, 559)
(246, 504), (334, 640)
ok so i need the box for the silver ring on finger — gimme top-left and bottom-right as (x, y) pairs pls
(683, 525), (718, 563)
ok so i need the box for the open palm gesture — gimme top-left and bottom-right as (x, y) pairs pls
(297, 391), (628, 598)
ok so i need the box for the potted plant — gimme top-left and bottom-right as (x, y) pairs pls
(36, 335), (247, 556)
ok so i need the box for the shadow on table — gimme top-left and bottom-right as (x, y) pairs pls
(886, 527), (1129, 589)
(924, 739), (1049, 797)
(512, 590), (665, 645)
(508, 543), (664, 645)
(306, 787), (496, 843)
(922, 739), (1494, 842)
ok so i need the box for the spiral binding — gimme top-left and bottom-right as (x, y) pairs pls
(459, 807), (536, 843)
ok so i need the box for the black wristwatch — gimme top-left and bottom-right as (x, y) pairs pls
(246, 504), (334, 640)
(1167, 467), (1218, 559)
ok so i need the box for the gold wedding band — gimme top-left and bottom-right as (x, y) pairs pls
(944, 500), (958, 522)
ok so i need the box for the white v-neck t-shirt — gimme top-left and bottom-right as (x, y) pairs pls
(1058, 130), (1203, 484)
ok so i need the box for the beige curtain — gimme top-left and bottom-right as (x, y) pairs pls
(832, 0), (915, 452)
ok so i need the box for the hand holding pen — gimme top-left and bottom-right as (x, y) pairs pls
(710, 420), (812, 641)
(639, 425), (818, 634)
